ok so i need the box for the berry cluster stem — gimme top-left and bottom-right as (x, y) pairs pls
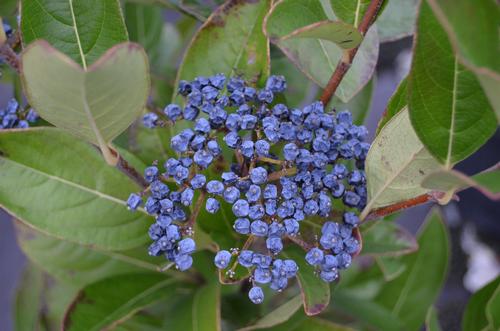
(116, 155), (149, 188)
(319, 0), (385, 105)
(0, 41), (20, 74)
(185, 190), (207, 231)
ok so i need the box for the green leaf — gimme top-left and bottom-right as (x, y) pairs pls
(330, 76), (375, 125)
(175, 0), (271, 90)
(462, 276), (500, 331)
(282, 20), (362, 49)
(21, 0), (128, 67)
(0, 0), (17, 16)
(265, 0), (379, 102)
(14, 264), (45, 331)
(15, 222), (150, 287)
(426, 0), (500, 116)
(408, 1), (497, 168)
(21, 41), (150, 164)
(486, 282), (500, 330)
(376, 0), (418, 42)
(362, 108), (441, 216)
(44, 282), (80, 331)
(163, 282), (221, 331)
(271, 56), (317, 107)
(282, 246), (330, 316)
(425, 307), (442, 331)
(375, 77), (407, 135)
(250, 309), (354, 331)
(238, 295), (303, 331)
(124, 2), (170, 74)
(128, 121), (175, 166)
(332, 290), (406, 331)
(422, 167), (500, 201)
(62, 273), (188, 331)
(375, 256), (407, 281)
(329, 0), (370, 27)
(0, 128), (152, 250)
(361, 221), (418, 256)
(374, 208), (450, 331)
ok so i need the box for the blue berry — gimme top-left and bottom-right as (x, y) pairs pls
(190, 174), (207, 189)
(177, 238), (196, 255)
(214, 250), (232, 269)
(254, 267), (272, 284)
(127, 193), (142, 210)
(238, 250), (254, 267)
(193, 150), (213, 169)
(164, 104), (182, 121)
(305, 248), (324, 266)
(265, 75), (286, 93)
(250, 220), (268, 236)
(175, 254), (193, 271)
(266, 237), (283, 254)
(142, 113), (158, 128)
(232, 199), (250, 217)
(206, 198), (220, 214)
(224, 132), (241, 148)
(248, 286), (264, 304)
(181, 188), (194, 206)
(234, 218), (250, 234)
(249, 167), (267, 184)
(207, 180), (224, 195)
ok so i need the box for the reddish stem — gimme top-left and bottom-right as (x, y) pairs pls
(319, 0), (385, 105)
(364, 194), (433, 221)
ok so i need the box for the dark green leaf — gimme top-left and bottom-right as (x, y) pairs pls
(62, 273), (189, 331)
(375, 256), (407, 281)
(163, 282), (221, 331)
(329, 0), (370, 27)
(175, 0), (271, 90)
(426, 0), (500, 117)
(462, 276), (500, 331)
(265, 0), (379, 102)
(330, 76), (375, 125)
(486, 282), (500, 330)
(375, 77), (407, 135)
(21, 0), (128, 66)
(21, 41), (150, 164)
(361, 221), (418, 256)
(239, 295), (302, 331)
(14, 264), (45, 331)
(425, 307), (442, 331)
(0, 128), (152, 250)
(408, 1), (497, 167)
(282, 246), (330, 316)
(271, 56), (317, 107)
(0, 0), (17, 16)
(374, 208), (450, 331)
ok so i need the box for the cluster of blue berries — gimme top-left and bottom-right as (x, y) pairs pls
(0, 99), (38, 129)
(128, 73), (369, 304)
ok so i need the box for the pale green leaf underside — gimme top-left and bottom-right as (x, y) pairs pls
(175, 0), (271, 91)
(282, 20), (362, 50)
(21, 41), (150, 148)
(422, 167), (500, 200)
(16, 223), (146, 287)
(265, 0), (379, 103)
(21, 0), (129, 67)
(364, 108), (441, 213)
(0, 128), (151, 250)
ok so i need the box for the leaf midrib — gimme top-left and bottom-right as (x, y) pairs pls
(0, 156), (148, 215)
(69, 0), (87, 69)
(445, 56), (459, 168)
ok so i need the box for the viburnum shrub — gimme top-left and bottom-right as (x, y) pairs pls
(0, 0), (498, 330)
